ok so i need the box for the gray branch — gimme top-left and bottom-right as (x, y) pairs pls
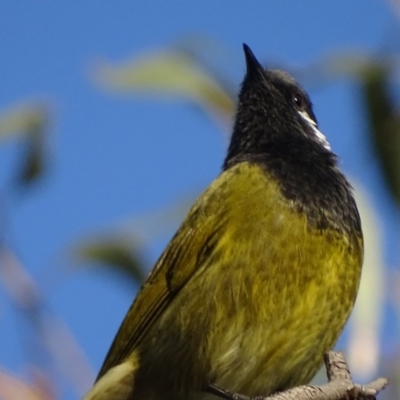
(207, 351), (388, 400)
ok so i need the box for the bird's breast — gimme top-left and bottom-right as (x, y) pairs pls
(188, 165), (363, 396)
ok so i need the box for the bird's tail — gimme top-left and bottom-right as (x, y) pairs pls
(83, 360), (138, 400)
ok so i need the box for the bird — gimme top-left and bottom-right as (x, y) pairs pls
(84, 43), (363, 400)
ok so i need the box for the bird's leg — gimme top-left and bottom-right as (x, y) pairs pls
(206, 383), (248, 400)
(206, 384), (263, 400)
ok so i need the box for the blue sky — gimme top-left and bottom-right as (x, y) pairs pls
(0, 2), (399, 399)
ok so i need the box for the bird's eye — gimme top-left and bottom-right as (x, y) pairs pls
(293, 93), (306, 110)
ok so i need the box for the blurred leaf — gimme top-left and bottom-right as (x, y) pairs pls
(173, 35), (238, 101)
(0, 104), (47, 142)
(360, 63), (400, 206)
(321, 53), (397, 80)
(94, 49), (235, 127)
(119, 189), (200, 242)
(17, 129), (46, 186)
(0, 103), (49, 186)
(73, 191), (203, 290)
(299, 52), (400, 206)
(76, 237), (147, 284)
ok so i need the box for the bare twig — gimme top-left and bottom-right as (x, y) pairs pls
(207, 351), (388, 400)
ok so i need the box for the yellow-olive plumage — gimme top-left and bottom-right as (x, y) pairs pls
(84, 45), (363, 400)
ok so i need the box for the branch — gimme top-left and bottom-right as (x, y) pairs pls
(207, 351), (388, 400)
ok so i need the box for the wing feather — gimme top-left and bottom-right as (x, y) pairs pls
(96, 199), (222, 380)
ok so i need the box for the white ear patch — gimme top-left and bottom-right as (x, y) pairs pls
(298, 111), (331, 151)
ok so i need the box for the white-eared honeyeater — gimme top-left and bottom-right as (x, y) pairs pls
(84, 44), (363, 400)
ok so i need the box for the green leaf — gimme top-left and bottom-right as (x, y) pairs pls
(76, 237), (147, 285)
(360, 63), (400, 206)
(0, 103), (48, 142)
(17, 129), (46, 186)
(0, 102), (49, 186)
(301, 53), (400, 207)
(94, 48), (235, 127)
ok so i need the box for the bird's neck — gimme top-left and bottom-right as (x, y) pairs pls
(224, 134), (360, 234)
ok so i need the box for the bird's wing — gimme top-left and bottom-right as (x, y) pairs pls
(96, 183), (226, 380)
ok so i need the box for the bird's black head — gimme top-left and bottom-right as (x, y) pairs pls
(224, 44), (334, 170)
(224, 44), (361, 235)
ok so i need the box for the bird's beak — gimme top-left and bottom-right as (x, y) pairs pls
(243, 44), (265, 79)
